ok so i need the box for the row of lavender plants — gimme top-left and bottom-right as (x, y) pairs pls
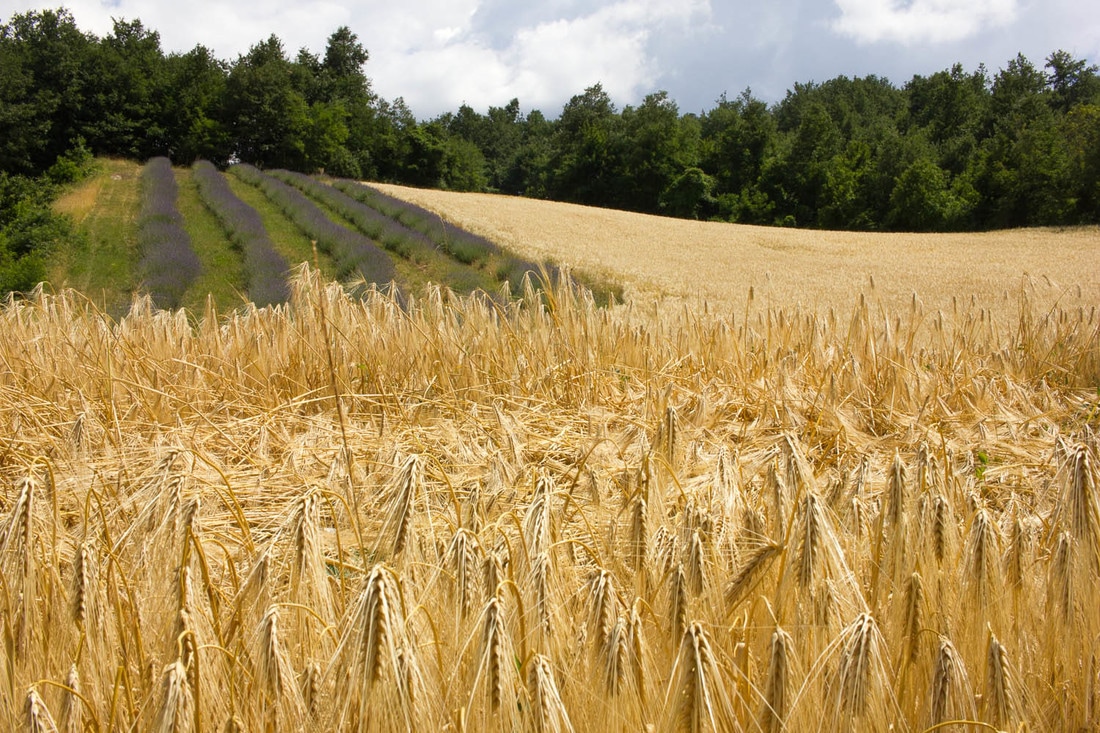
(267, 169), (438, 263)
(331, 179), (504, 268)
(228, 164), (396, 285)
(268, 170), (518, 294)
(137, 157), (202, 309)
(329, 178), (552, 293)
(192, 160), (290, 307)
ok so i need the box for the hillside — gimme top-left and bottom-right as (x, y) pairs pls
(46, 159), (546, 314)
(375, 183), (1100, 323)
(4, 158), (1098, 733)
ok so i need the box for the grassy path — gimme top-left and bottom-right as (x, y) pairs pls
(51, 158), (142, 316)
(174, 167), (247, 312)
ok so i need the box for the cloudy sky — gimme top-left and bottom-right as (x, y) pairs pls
(3, 0), (1098, 118)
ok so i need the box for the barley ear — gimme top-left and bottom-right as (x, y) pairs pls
(152, 660), (194, 733)
(59, 665), (81, 733)
(761, 626), (793, 733)
(25, 688), (60, 733)
(928, 636), (975, 727)
(725, 542), (781, 610)
(984, 633), (1021, 729)
(525, 654), (574, 733)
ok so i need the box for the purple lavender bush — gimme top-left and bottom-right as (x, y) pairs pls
(331, 180), (503, 265)
(229, 164), (396, 285)
(138, 157), (202, 309)
(268, 169), (438, 262)
(192, 160), (290, 306)
(330, 179), (544, 290)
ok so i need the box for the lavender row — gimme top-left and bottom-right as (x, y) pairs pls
(331, 180), (504, 267)
(138, 157), (202, 309)
(229, 164), (396, 285)
(192, 160), (290, 307)
(267, 170), (438, 263)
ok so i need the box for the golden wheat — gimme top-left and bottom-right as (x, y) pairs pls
(0, 266), (1097, 731)
(372, 182), (1100, 321)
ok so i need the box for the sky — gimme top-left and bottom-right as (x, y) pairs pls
(3, 0), (1098, 119)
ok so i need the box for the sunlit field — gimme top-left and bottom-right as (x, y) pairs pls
(375, 182), (1100, 323)
(1, 235), (1098, 729)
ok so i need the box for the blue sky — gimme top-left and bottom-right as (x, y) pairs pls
(3, 0), (1098, 118)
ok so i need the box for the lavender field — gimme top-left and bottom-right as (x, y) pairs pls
(228, 163), (397, 285)
(193, 160), (290, 307)
(52, 158), (582, 314)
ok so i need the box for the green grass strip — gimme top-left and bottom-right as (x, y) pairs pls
(174, 167), (248, 312)
(49, 159), (143, 317)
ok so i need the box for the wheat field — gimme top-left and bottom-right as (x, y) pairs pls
(1, 241), (1098, 730)
(373, 183), (1100, 322)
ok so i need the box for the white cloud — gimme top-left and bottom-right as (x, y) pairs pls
(1, 0), (709, 114)
(33, 0), (355, 60)
(368, 0), (711, 115)
(10, 0), (1095, 120)
(831, 0), (1018, 45)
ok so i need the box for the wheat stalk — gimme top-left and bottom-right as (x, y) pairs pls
(1048, 530), (1075, 625)
(661, 621), (732, 733)
(900, 572), (924, 665)
(445, 527), (483, 621)
(725, 542), (781, 610)
(984, 633), (1020, 729)
(384, 455), (423, 559)
(290, 489), (336, 625)
(584, 568), (619, 656)
(152, 660), (194, 733)
(256, 604), (305, 728)
(927, 636), (975, 728)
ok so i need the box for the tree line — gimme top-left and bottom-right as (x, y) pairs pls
(3, 7), (1099, 234)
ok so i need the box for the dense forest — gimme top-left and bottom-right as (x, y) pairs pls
(2, 7), (1099, 279)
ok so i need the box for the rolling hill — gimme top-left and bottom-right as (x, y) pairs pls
(374, 182), (1100, 323)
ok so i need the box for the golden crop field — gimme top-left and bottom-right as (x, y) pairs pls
(1, 203), (1098, 730)
(374, 183), (1100, 323)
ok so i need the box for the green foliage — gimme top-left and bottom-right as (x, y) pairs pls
(0, 170), (83, 293)
(548, 84), (624, 206)
(660, 167), (716, 219)
(82, 19), (167, 159)
(1, 5), (1098, 232)
(0, 8), (96, 174)
(46, 138), (94, 185)
(162, 45), (232, 165)
(888, 158), (953, 230)
(225, 35), (310, 169)
(1063, 105), (1100, 221)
